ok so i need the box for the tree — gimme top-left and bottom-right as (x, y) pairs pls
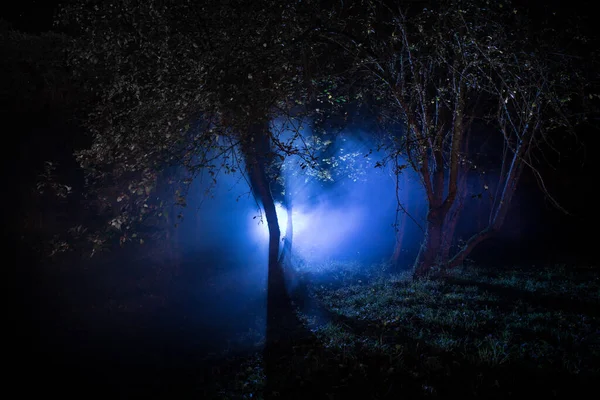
(329, 0), (594, 277)
(52, 1), (347, 397)
(55, 0), (302, 257)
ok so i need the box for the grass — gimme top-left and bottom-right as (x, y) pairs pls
(200, 263), (599, 399)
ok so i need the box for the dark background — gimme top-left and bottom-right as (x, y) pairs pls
(3, 0), (597, 265)
(3, 0), (598, 392)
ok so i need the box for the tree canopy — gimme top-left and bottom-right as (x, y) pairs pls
(31, 0), (597, 275)
(50, 0), (332, 254)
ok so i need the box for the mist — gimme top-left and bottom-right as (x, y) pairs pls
(24, 123), (557, 400)
(31, 122), (528, 369)
(157, 124), (431, 350)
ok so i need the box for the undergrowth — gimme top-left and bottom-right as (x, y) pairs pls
(201, 263), (600, 399)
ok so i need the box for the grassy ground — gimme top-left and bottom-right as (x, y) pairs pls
(201, 262), (599, 399)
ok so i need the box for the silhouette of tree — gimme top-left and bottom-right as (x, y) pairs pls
(325, 0), (595, 277)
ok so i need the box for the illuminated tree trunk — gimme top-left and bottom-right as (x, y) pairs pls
(243, 121), (304, 400)
(243, 122), (285, 303)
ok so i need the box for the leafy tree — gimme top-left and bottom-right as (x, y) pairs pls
(51, 0), (370, 262)
(51, 1), (349, 397)
(55, 1), (298, 254)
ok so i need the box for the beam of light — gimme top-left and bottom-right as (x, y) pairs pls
(250, 200), (368, 263)
(250, 203), (289, 242)
(294, 204), (368, 261)
(250, 203), (312, 243)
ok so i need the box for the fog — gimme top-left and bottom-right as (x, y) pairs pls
(165, 122), (526, 353)
(30, 121), (533, 381)
(179, 125), (422, 266)
(169, 126), (424, 349)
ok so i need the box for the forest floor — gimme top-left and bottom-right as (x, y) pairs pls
(22, 258), (599, 398)
(201, 262), (600, 399)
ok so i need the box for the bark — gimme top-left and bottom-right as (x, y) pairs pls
(413, 207), (444, 278)
(440, 167), (468, 263)
(413, 151), (447, 278)
(440, 193), (463, 263)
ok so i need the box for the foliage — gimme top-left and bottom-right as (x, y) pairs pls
(48, 0), (334, 255)
(26, 0), (598, 268)
(43, 0), (390, 257)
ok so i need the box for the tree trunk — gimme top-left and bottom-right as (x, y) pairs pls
(243, 122), (285, 314)
(243, 121), (304, 399)
(413, 207), (444, 278)
(440, 199), (461, 264)
(440, 170), (468, 263)
(413, 146), (447, 279)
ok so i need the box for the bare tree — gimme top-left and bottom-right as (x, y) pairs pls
(331, 0), (592, 277)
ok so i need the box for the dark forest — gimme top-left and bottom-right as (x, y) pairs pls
(4, 0), (599, 398)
